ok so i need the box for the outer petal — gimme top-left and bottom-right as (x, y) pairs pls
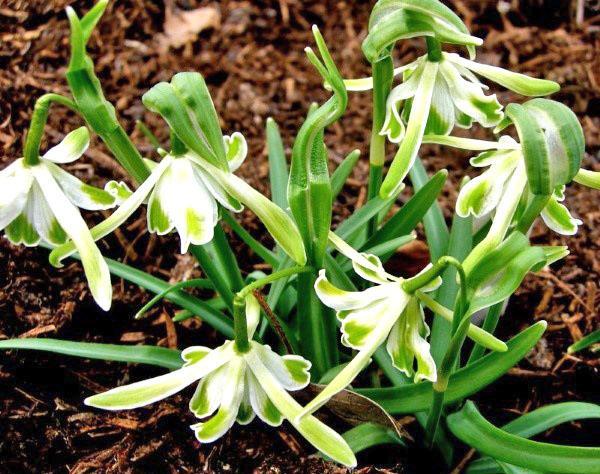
(440, 61), (503, 128)
(244, 349), (357, 467)
(247, 370), (283, 426)
(42, 127), (90, 164)
(29, 182), (68, 245)
(314, 269), (391, 311)
(253, 342), (311, 391)
(445, 53), (560, 97)
(540, 196), (582, 235)
(386, 298), (437, 382)
(86, 343), (234, 410)
(456, 151), (520, 218)
(189, 156), (306, 265)
(48, 155), (173, 267)
(190, 356), (246, 443)
(194, 164), (243, 212)
(5, 192), (40, 246)
(189, 364), (227, 418)
(46, 162), (117, 210)
(223, 132), (248, 172)
(0, 160), (32, 231)
(31, 163), (112, 310)
(425, 74), (455, 135)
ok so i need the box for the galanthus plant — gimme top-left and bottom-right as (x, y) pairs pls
(1, 1), (600, 472)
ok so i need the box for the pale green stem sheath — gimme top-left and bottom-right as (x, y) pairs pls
(31, 164), (111, 310)
(415, 291), (506, 352)
(23, 94), (78, 166)
(426, 37), (442, 62)
(244, 349), (357, 467)
(462, 162), (528, 274)
(49, 155), (174, 267)
(380, 60), (439, 198)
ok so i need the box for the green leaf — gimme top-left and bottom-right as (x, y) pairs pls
(409, 158), (449, 261)
(0, 338), (183, 370)
(356, 321), (546, 414)
(331, 149), (361, 199)
(222, 212), (279, 266)
(363, 169), (447, 252)
(448, 401), (600, 474)
(334, 193), (399, 243)
(341, 422), (404, 454)
(568, 329), (600, 354)
(266, 118), (289, 210)
(79, 0), (109, 43)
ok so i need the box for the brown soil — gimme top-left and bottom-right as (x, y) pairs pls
(0, 1), (599, 473)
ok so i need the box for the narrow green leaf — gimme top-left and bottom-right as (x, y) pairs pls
(331, 149), (361, 199)
(357, 321), (546, 414)
(448, 401), (600, 474)
(0, 338), (182, 370)
(568, 329), (600, 354)
(222, 212), (279, 266)
(409, 158), (449, 261)
(266, 117), (289, 210)
(335, 193), (399, 242)
(342, 423), (404, 454)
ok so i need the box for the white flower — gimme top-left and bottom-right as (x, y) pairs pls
(50, 132), (307, 267)
(0, 127), (117, 310)
(457, 136), (583, 235)
(296, 233), (440, 421)
(85, 295), (356, 467)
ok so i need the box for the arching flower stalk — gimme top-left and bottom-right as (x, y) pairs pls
(85, 294), (356, 467)
(0, 126), (119, 310)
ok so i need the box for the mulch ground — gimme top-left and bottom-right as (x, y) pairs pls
(0, 1), (599, 472)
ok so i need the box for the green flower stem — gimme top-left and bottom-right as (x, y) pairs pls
(426, 37), (443, 62)
(233, 296), (250, 352)
(23, 93), (79, 166)
(367, 55), (394, 233)
(467, 301), (504, 364)
(236, 265), (311, 300)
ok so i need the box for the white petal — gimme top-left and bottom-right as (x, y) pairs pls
(425, 74), (455, 135)
(245, 294), (260, 339)
(540, 196), (582, 236)
(46, 162), (117, 210)
(190, 356), (246, 443)
(5, 190), (40, 246)
(253, 342), (311, 391)
(48, 155), (172, 267)
(42, 127), (90, 164)
(245, 349), (357, 467)
(247, 370), (283, 426)
(86, 343), (234, 410)
(31, 163), (112, 310)
(189, 364), (227, 418)
(29, 182), (68, 245)
(0, 160), (32, 231)
(193, 163), (243, 212)
(223, 132), (248, 172)
(314, 269), (392, 311)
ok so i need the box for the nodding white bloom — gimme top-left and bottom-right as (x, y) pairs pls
(340, 52), (558, 198)
(0, 127), (118, 310)
(50, 131), (307, 267)
(85, 295), (356, 467)
(297, 233), (440, 421)
(457, 136), (583, 235)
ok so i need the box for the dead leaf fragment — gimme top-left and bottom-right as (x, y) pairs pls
(159, 2), (220, 50)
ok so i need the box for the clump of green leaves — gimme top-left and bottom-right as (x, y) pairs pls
(1, 0), (599, 470)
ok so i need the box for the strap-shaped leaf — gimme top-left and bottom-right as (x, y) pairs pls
(448, 401), (600, 474)
(341, 422), (404, 454)
(266, 117), (289, 209)
(363, 5), (481, 63)
(523, 98), (585, 185)
(0, 338), (183, 370)
(331, 149), (361, 199)
(357, 321), (546, 414)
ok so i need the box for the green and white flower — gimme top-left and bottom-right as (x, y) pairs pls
(456, 136), (583, 235)
(0, 127), (116, 310)
(296, 233), (440, 420)
(85, 295), (356, 467)
(50, 132), (307, 267)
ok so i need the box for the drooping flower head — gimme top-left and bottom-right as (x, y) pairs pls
(0, 127), (119, 310)
(85, 295), (356, 467)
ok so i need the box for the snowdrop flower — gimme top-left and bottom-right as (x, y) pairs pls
(340, 53), (559, 198)
(50, 132), (307, 267)
(85, 295), (356, 467)
(457, 136), (582, 236)
(297, 233), (440, 421)
(0, 127), (117, 310)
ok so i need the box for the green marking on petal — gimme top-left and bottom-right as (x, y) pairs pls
(147, 189), (171, 234)
(283, 357), (311, 387)
(5, 212), (39, 246)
